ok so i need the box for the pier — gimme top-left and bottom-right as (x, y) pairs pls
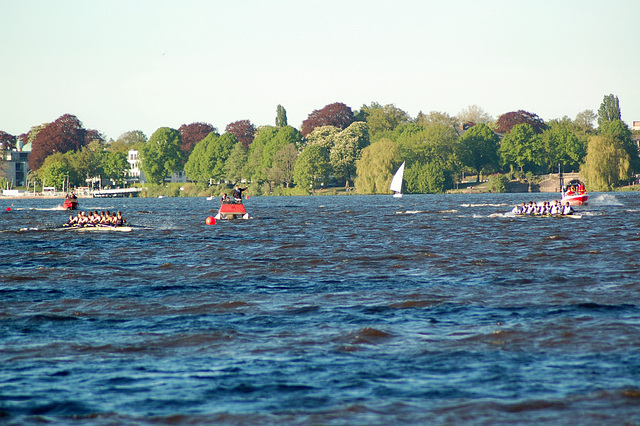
(91, 188), (142, 198)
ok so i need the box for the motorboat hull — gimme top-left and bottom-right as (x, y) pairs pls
(62, 200), (78, 210)
(561, 193), (589, 206)
(215, 203), (249, 220)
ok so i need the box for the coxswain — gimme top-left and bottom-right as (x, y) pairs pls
(562, 202), (575, 215)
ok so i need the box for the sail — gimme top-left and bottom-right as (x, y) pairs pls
(390, 162), (405, 194)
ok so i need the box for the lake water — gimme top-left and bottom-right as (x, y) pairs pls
(1, 192), (640, 425)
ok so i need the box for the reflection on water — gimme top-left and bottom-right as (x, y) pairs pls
(1, 193), (640, 424)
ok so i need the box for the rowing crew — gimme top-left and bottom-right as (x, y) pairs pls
(511, 201), (575, 216)
(63, 210), (127, 227)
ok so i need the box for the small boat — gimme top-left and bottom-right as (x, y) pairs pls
(215, 202), (249, 220)
(62, 195), (78, 210)
(561, 178), (588, 206)
(390, 161), (405, 198)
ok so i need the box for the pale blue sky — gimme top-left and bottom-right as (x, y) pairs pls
(2, 0), (639, 140)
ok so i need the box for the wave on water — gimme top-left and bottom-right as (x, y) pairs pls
(460, 203), (509, 208)
(589, 194), (623, 206)
(396, 210), (424, 214)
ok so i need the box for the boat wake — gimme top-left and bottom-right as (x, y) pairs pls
(589, 194), (623, 206)
(460, 203), (509, 208)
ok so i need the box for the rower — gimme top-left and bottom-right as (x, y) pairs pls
(562, 202), (574, 215)
(550, 201), (560, 215)
(511, 204), (522, 215)
(115, 211), (126, 226)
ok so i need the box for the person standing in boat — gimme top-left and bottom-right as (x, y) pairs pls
(232, 185), (248, 203)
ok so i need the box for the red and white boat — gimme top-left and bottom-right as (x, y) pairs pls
(561, 178), (588, 206)
(214, 202), (249, 220)
(62, 195), (78, 210)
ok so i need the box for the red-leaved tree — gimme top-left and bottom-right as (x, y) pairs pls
(495, 110), (547, 134)
(225, 120), (256, 150)
(0, 131), (16, 150)
(178, 122), (217, 159)
(29, 114), (88, 170)
(301, 102), (355, 137)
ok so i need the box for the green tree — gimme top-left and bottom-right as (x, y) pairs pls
(396, 123), (459, 173)
(268, 143), (298, 188)
(262, 126), (302, 174)
(223, 142), (248, 183)
(416, 111), (460, 129)
(404, 162), (448, 194)
(574, 110), (597, 133)
(103, 151), (129, 186)
(110, 130), (147, 153)
(142, 127), (184, 185)
(293, 144), (330, 193)
(207, 133), (237, 183)
(70, 140), (106, 186)
(600, 119), (639, 174)
(356, 102), (410, 141)
(244, 146), (263, 182)
(276, 104), (288, 127)
(330, 121), (369, 187)
(355, 138), (401, 194)
(305, 125), (340, 150)
(597, 94), (621, 129)
(40, 160), (70, 190)
(457, 105), (493, 125)
(499, 123), (543, 173)
(458, 123), (500, 184)
(540, 120), (585, 172)
(582, 133), (631, 191)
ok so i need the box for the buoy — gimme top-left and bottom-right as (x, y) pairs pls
(5, 207), (10, 212)
(205, 216), (216, 225)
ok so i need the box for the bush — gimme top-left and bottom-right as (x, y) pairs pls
(488, 174), (509, 193)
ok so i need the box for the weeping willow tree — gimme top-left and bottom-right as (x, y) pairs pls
(581, 134), (631, 191)
(354, 138), (401, 194)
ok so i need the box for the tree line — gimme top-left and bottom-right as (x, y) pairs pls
(1, 95), (637, 194)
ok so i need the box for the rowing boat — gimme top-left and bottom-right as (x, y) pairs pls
(61, 226), (133, 232)
(515, 214), (582, 219)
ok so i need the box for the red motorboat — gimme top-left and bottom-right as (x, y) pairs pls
(561, 178), (588, 206)
(62, 194), (78, 210)
(214, 202), (249, 220)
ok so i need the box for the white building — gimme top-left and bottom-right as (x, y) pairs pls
(1, 142), (30, 187)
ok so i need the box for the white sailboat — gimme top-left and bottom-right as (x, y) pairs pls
(390, 161), (405, 198)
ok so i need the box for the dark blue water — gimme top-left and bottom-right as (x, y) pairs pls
(2, 193), (640, 424)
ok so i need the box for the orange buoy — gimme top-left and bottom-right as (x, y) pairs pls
(205, 216), (216, 225)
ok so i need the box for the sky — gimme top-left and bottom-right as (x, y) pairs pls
(2, 0), (639, 141)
